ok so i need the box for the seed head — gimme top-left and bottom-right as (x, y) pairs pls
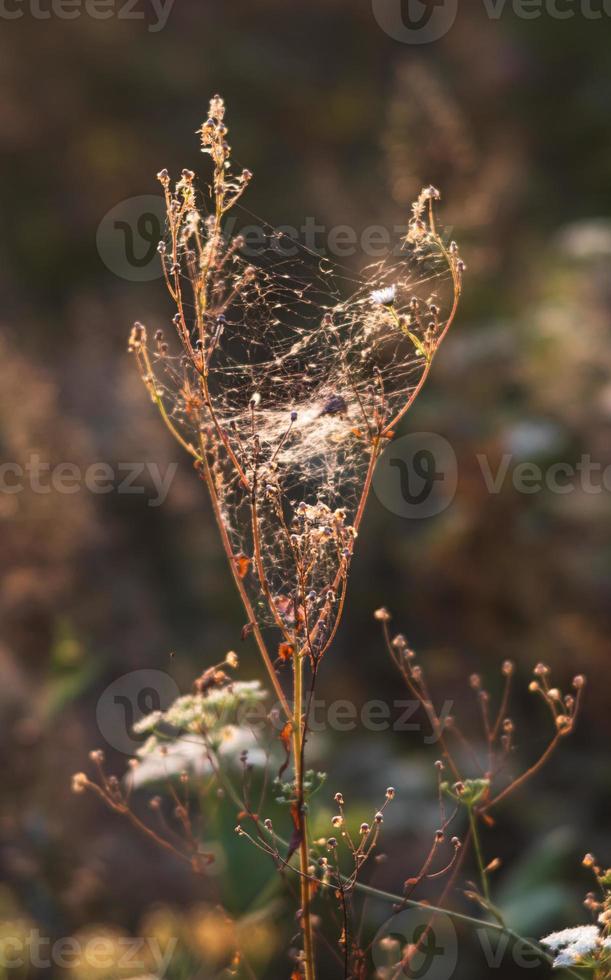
(374, 607), (391, 622)
(71, 772), (88, 794)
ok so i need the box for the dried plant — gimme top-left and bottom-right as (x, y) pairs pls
(123, 94), (461, 979)
(74, 98), (587, 979)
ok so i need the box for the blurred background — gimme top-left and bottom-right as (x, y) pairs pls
(1, 0), (610, 976)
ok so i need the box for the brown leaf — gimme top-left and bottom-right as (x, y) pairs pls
(280, 721), (292, 753)
(287, 801), (303, 861)
(234, 554), (251, 579)
(241, 622), (254, 641)
(278, 642), (294, 663)
(193, 667), (229, 694)
(278, 721), (293, 779)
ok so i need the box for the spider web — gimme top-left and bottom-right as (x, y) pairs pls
(145, 182), (457, 636)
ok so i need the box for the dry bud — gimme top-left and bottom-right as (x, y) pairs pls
(71, 772), (88, 794)
(374, 607), (391, 622)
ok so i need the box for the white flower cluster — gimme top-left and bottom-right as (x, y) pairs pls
(129, 680), (268, 788)
(132, 727), (266, 788)
(370, 285), (397, 307)
(133, 680), (266, 735)
(541, 924), (611, 968)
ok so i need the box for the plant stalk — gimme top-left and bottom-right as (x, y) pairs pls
(293, 648), (316, 980)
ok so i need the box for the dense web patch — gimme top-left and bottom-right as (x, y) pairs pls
(129, 97), (463, 651)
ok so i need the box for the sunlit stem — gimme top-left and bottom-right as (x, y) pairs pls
(292, 647), (316, 980)
(467, 806), (505, 927)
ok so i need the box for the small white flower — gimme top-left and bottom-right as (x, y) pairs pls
(133, 710), (164, 735)
(541, 925), (600, 967)
(370, 286), (396, 307)
(131, 728), (266, 788)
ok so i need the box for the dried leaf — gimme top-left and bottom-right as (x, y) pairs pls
(241, 622), (254, 641)
(287, 801), (303, 861)
(194, 667), (229, 694)
(278, 642), (294, 663)
(234, 554), (251, 579)
(278, 721), (293, 779)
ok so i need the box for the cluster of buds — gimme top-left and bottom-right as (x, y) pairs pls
(529, 665), (586, 735)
